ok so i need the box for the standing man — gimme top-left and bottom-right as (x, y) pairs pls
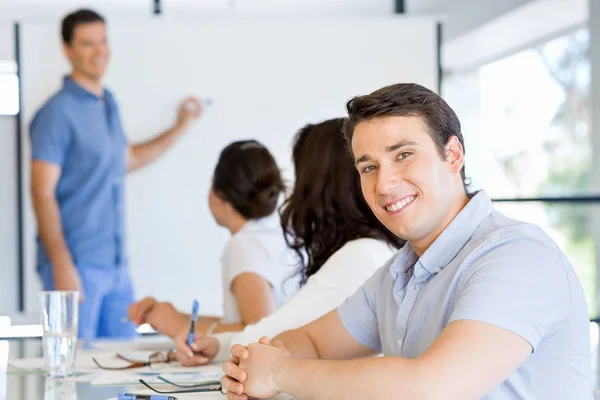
(29, 9), (202, 339)
(220, 83), (592, 399)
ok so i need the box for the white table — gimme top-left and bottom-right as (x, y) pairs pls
(1, 334), (294, 400)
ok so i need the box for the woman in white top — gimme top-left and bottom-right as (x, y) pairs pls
(128, 140), (297, 337)
(173, 118), (405, 365)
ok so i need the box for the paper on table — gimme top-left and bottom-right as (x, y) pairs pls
(9, 355), (221, 377)
(8, 351), (100, 374)
(8, 336), (214, 381)
(85, 350), (224, 373)
(91, 364), (223, 386)
(7, 344), (152, 374)
(67, 371), (105, 382)
(104, 393), (295, 400)
(8, 350), (160, 374)
(85, 335), (174, 352)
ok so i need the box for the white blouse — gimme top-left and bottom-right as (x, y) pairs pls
(213, 237), (397, 360)
(220, 216), (298, 323)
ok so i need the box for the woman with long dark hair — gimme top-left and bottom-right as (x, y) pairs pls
(128, 140), (297, 337)
(174, 118), (404, 365)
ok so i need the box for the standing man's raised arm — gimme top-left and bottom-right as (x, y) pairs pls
(126, 97), (202, 172)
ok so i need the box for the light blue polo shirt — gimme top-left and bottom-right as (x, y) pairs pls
(338, 191), (591, 399)
(30, 76), (128, 269)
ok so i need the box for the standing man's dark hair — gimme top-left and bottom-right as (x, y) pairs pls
(61, 9), (105, 45)
(342, 83), (471, 194)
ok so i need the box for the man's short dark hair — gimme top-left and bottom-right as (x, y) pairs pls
(61, 9), (105, 45)
(342, 82), (471, 194)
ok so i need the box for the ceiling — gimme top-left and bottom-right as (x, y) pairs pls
(0, 0), (537, 40)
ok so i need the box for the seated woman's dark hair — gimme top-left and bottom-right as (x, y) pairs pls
(213, 140), (285, 220)
(280, 119), (405, 285)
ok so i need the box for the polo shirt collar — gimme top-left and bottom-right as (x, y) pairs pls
(63, 75), (107, 100)
(390, 190), (494, 279)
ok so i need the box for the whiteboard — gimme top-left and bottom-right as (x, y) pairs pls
(20, 16), (437, 314)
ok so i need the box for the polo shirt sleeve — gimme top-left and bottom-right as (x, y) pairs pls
(338, 266), (388, 352)
(30, 103), (71, 167)
(449, 236), (571, 352)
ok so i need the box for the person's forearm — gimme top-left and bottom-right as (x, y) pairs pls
(274, 356), (434, 400)
(212, 322), (245, 334)
(127, 124), (187, 172)
(193, 316), (221, 332)
(31, 191), (74, 271)
(272, 329), (321, 359)
(147, 309), (190, 338)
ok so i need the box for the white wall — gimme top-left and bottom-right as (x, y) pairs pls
(0, 23), (13, 60)
(0, 116), (18, 314)
(0, 21), (18, 314)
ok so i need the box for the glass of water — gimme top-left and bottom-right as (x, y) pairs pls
(44, 378), (77, 400)
(39, 291), (79, 378)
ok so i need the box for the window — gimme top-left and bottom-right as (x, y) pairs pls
(478, 28), (591, 198)
(444, 27), (598, 315)
(444, 27), (600, 384)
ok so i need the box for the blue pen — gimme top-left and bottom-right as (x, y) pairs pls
(117, 394), (177, 400)
(187, 299), (199, 347)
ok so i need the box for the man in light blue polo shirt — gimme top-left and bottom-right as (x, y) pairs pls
(29, 9), (202, 340)
(220, 83), (592, 399)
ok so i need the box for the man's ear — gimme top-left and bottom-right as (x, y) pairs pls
(63, 43), (73, 62)
(445, 136), (465, 174)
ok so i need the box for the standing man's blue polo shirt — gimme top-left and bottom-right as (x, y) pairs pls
(30, 76), (128, 269)
(338, 191), (591, 399)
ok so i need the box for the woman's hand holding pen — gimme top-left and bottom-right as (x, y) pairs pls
(174, 329), (220, 366)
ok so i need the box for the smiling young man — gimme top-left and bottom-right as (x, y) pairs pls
(30, 9), (202, 339)
(219, 83), (592, 400)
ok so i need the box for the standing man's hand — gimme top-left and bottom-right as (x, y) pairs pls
(126, 96), (204, 172)
(53, 263), (85, 302)
(175, 97), (202, 131)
